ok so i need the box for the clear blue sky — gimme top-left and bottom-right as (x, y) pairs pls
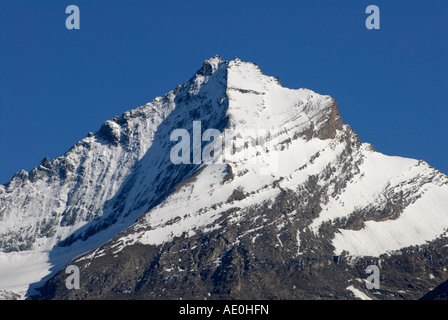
(0, 0), (447, 184)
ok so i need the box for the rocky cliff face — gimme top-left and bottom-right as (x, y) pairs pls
(1, 56), (447, 300)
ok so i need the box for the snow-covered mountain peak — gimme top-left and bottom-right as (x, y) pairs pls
(225, 58), (342, 141)
(197, 55), (224, 76)
(0, 56), (343, 257)
(1, 56), (448, 301)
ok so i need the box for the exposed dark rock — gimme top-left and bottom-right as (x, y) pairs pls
(316, 98), (343, 140)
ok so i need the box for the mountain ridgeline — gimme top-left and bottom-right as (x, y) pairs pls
(0, 56), (447, 300)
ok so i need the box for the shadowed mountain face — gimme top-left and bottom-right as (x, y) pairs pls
(421, 279), (448, 300)
(1, 56), (448, 300)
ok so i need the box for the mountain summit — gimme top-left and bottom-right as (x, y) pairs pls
(1, 57), (447, 300)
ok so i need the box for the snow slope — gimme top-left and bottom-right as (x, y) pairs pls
(77, 57), (448, 264)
